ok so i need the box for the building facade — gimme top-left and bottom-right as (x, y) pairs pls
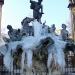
(0, 0), (4, 37)
(68, 0), (75, 41)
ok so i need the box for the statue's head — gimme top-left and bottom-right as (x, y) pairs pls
(21, 17), (29, 25)
(51, 24), (56, 32)
(62, 24), (66, 29)
(7, 25), (12, 31)
(52, 24), (55, 27)
(38, 0), (43, 4)
(38, 0), (43, 2)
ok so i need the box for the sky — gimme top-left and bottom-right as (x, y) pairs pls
(1, 0), (70, 34)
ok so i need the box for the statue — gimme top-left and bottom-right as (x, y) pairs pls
(30, 0), (44, 23)
(7, 25), (21, 41)
(21, 17), (34, 28)
(42, 21), (49, 35)
(16, 29), (22, 40)
(21, 17), (34, 36)
(0, 20), (67, 75)
(50, 24), (56, 34)
(51, 24), (56, 32)
(61, 24), (69, 41)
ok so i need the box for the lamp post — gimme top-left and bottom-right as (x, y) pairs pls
(0, 0), (4, 37)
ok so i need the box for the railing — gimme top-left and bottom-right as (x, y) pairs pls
(0, 55), (75, 75)
(64, 54), (75, 75)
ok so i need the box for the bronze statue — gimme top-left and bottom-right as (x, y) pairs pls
(21, 17), (34, 28)
(30, 0), (44, 22)
(61, 24), (69, 41)
(51, 24), (56, 32)
(7, 25), (21, 41)
(21, 17), (34, 36)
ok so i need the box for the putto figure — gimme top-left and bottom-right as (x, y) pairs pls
(30, 0), (44, 23)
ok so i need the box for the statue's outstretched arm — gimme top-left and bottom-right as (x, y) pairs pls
(30, 0), (35, 4)
(30, 0), (32, 3)
(30, 0), (33, 3)
(41, 5), (44, 14)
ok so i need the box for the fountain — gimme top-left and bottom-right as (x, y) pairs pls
(0, 0), (74, 75)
